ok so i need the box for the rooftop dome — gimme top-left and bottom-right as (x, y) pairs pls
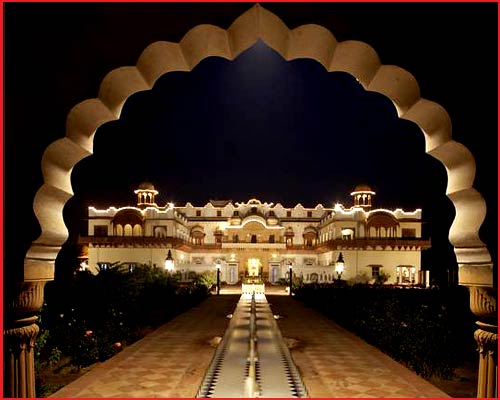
(134, 182), (159, 207)
(352, 184), (374, 193)
(137, 181), (156, 191)
(350, 184), (375, 209)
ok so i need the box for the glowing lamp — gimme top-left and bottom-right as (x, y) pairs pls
(335, 252), (345, 279)
(164, 250), (175, 271)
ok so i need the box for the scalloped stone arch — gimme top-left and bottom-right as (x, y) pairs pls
(26, 4), (492, 287)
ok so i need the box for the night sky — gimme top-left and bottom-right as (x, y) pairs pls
(5, 3), (498, 282)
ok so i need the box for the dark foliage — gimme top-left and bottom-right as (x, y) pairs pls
(35, 265), (210, 395)
(294, 284), (476, 379)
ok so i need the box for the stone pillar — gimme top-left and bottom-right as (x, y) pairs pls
(4, 281), (46, 398)
(468, 286), (497, 398)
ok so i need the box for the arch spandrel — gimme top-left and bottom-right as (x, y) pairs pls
(27, 3), (492, 287)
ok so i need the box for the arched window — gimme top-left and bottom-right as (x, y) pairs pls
(133, 224), (142, 236)
(124, 224), (133, 236)
(115, 224), (123, 236)
(341, 228), (354, 240)
(154, 226), (167, 238)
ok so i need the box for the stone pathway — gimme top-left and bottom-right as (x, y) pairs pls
(268, 295), (449, 398)
(51, 287), (449, 398)
(51, 295), (239, 398)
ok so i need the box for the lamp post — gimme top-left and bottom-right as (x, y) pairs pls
(215, 259), (221, 295)
(288, 261), (293, 296)
(164, 249), (175, 272)
(335, 252), (345, 285)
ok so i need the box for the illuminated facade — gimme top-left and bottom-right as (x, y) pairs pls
(80, 182), (430, 285)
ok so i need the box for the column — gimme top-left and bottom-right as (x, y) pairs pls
(468, 286), (497, 398)
(4, 281), (46, 398)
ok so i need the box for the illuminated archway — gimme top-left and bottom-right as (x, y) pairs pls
(10, 5), (496, 397)
(26, 4), (491, 287)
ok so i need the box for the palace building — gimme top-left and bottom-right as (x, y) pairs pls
(80, 182), (431, 285)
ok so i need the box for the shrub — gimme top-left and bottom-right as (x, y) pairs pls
(374, 271), (390, 285)
(294, 285), (476, 379)
(36, 265), (210, 377)
(276, 278), (288, 286)
(193, 270), (217, 290)
(347, 272), (371, 285)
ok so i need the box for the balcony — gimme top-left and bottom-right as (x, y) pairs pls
(79, 235), (221, 250)
(312, 237), (431, 251)
(80, 235), (430, 252)
(222, 242), (287, 249)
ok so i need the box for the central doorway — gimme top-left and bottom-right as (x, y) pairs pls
(247, 258), (261, 277)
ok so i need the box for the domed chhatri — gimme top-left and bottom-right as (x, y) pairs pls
(352, 184), (374, 193)
(134, 181), (159, 207)
(350, 184), (376, 209)
(138, 181), (157, 191)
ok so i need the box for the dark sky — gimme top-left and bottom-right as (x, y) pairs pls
(5, 2), (498, 280)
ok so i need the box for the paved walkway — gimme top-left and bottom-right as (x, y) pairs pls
(51, 287), (449, 398)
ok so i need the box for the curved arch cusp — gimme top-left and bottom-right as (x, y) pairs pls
(137, 41), (190, 87)
(98, 66), (151, 117)
(368, 65), (420, 116)
(66, 98), (117, 153)
(180, 25), (233, 70)
(287, 24), (338, 69)
(403, 99), (452, 153)
(328, 40), (381, 88)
